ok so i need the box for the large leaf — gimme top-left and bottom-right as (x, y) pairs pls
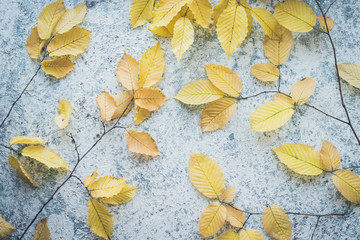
(33, 217), (50, 240)
(130, 0), (155, 28)
(189, 0), (212, 28)
(55, 99), (73, 129)
(134, 88), (167, 111)
(96, 92), (117, 121)
(116, 53), (140, 91)
(112, 92), (134, 119)
(8, 156), (38, 187)
(262, 205), (291, 240)
(88, 176), (126, 198)
(220, 186), (236, 203)
(125, 130), (160, 157)
(216, 232), (239, 240)
(251, 7), (281, 40)
(41, 57), (75, 79)
(337, 63), (360, 89)
(239, 229), (264, 240)
(332, 169), (360, 203)
(10, 136), (46, 145)
(273, 143), (324, 176)
(188, 153), (225, 198)
(22, 145), (69, 170)
(151, 0), (190, 27)
(37, 0), (66, 39)
(290, 77), (316, 105)
(26, 27), (45, 59)
(250, 63), (280, 82)
(88, 199), (113, 240)
(100, 184), (139, 205)
(0, 216), (16, 238)
(139, 42), (165, 87)
(199, 202), (227, 238)
(55, 2), (87, 34)
(320, 140), (341, 171)
(225, 206), (245, 228)
(172, 17), (194, 62)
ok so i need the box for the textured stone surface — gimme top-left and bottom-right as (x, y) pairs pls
(1, 0), (360, 239)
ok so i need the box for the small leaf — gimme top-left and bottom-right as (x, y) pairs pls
(239, 229), (264, 240)
(273, 93), (295, 105)
(220, 186), (236, 203)
(139, 42), (165, 87)
(112, 92), (134, 119)
(125, 130), (160, 157)
(274, 0), (316, 32)
(84, 171), (99, 187)
(262, 205), (292, 240)
(199, 202), (227, 238)
(10, 136), (47, 145)
(55, 2), (87, 34)
(96, 92), (117, 121)
(26, 27), (45, 59)
(134, 105), (151, 125)
(55, 99), (73, 129)
(216, 231), (239, 240)
(41, 57), (75, 79)
(130, 0), (155, 28)
(22, 145), (69, 170)
(290, 77), (316, 105)
(33, 217), (50, 240)
(88, 176), (126, 198)
(337, 63), (360, 89)
(250, 100), (294, 132)
(151, 0), (190, 27)
(225, 206), (245, 228)
(148, 24), (173, 37)
(201, 98), (237, 133)
(189, 0), (212, 28)
(37, 0), (66, 39)
(100, 184), (140, 205)
(332, 169), (360, 203)
(250, 63), (280, 82)
(320, 140), (341, 171)
(317, 15), (334, 32)
(251, 7), (281, 40)
(188, 153), (225, 198)
(0, 216), (16, 238)
(273, 143), (324, 176)
(134, 88), (167, 111)
(88, 199), (113, 240)
(8, 156), (38, 187)
(172, 17), (194, 62)
(116, 53), (140, 91)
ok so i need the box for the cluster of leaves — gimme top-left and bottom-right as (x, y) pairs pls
(26, 0), (91, 79)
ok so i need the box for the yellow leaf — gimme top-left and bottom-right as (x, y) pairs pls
(320, 140), (341, 171)
(188, 153), (225, 198)
(134, 105), (151, 125)
(250, 63), (280, 82)
(337, 63), (360, 89)
(189, 0), (212, 28)
(216, 231), (239, 240)
(84, 171), (99, 188)
(274, 0), (316, 32)
(116, 53), (140, 91)
(8, 156), (38, 187)
(148, 24), (173, 37)
(88, 176), (126, 198)
(37, 0), (66, 39)
(33, 217), (50, 240)
(172, 17), (194, 62)
(140, 42), (165, 87)
(201, 98), (237, 132)
(22, 145), (69, 170)
(290, 77), (316, 105)
(55, 2), (87, 34)
(111, 92), (134, 119)
(262, 205), (291, 240)
(96, 92), (117, 121)
(317, 15), (334, 32)
(100, 184), (139, 205)
(263, 26), (293, 66)
(220, 186), (236, 203)
(26, 27), (45, 59)
(250, 100), (294, 132)
(47, 27), (91, 57)
(225, 206), (245, 228)
(205, 64), (242, 97)
(273, 93), (295, 105)
(55, 99), (73, 129)
(199, 202), (227, 238)
(88, 199), (113, 240)
(214, 0), (251, 30)
(251, 7), (281, 40)
(332, 169), (360, 203)
(239, 229), (264, 240)
(0, 216), (16, 238)
(130, 0), (155, 28)
(10, 136), (47, 145)
(151, 0), (190, 27)
(174, 80), (225, 105)
(273, 143), (324, 176)
(41, 57), (75, 79)
(134, 88), (167, 111)
(217, 3), (248, 58)
(125, 130), (160, 156)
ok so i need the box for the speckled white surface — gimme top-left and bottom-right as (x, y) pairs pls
(1, 0), (360, 239)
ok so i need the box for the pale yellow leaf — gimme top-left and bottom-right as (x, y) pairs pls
(317, 15), (334, 32)
(174, 80), (225, 105)
(225, 206), (245, 228)
(199, 202), (227, 238)
(250, 100), (294, 132)
(47, 27), (91, 57)
(148, 24), (173, 37)
(111, 92), (134, 119)
(84, 171), (99, 188)
(116, 53), (140, 91)
(250, 63), (280, 82)
(134, 88), (167, 111)
(33, 217), (50, 240)
(337, 63), (360, 89)
(189, 0), (212, 28)
(172, 17), (194, 62)
(273, 143), (324, 176)
(55, 2), (87, 34)
(140, 42), (165, 87)
(55, 99), (73, 129)
(274, 0), (316, 32)
(188, 152), (225, 198)
(320, 140), (341, 171)
(100, 184), (139, 205)
(262, 205), (291, 240)
(10, 136), (47, 145)
(37, 0), (66, 39)
(290, 77), (316, 105)
(201, 98), (237, 132)
(332, 169), (360, 203)
(251, 7), (281, 40)
(8, 156), (38, 187)
(134, 105), (151, 125)
(216, 231), (239, 240)
(88, 176), (126, 198)
(220, 186), (236, 203)
(0, 216), (16, 238)
(205, 64), (242, 97)
(41, 57), (75, 79)
(26, 27), (45, 59)
(22, 145), (69, 170)
(96, 91), (117, 121)
(125, 130), (160, 157)
(273, 93), (295, 105)
(239, 229), (264, 240)
(130, 0), (155, 28)
(88, 199), (113, 240)
(151, 0), (190, 27)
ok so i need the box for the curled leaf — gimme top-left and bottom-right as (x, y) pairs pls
(22, 145), (69, 170)
(125, 130), (160, 157)
(55, 99), (73, 129)
(10, 136), (46, 145)
(33, 217), (50, 240)
(199, 202), (227, 238)
(134, 105), (151, 125)
(8, 156), (38, 187)
(84, 171), (99, 188)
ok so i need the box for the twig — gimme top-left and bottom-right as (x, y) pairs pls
(240, 90), (279, 100)
(325, 0), (338, 14)
(304, 103), (348, 124)
(311, 216), (321, 240)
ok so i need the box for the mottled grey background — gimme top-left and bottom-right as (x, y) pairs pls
(1, 0), (360, 239)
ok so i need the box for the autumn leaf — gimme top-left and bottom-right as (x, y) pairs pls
(96, 91), (117, 121)
(100, 184), (139, 205)
(8, 156), (38, 187)
(337, 63), (360, 89)
(112, 92), (134, 119)
(320, 140), (341, 171)
(26, 27), (45, 59)
(33, 217), (50, 240)
(134, 105), (151, 125)
(139, 42), (165, 87)
(199, 202), (227, 238)
(251, 7), (281, 40)
(188, 153), (225, 198)
(317, 15), (334, 32)
(125, 130), (160, 156)
(37, 0), (66, 40)
(273, 93), (295, 105)
(88, 176), (126, 198)
(84, 171), (99, 187)
(55, 2), (87, 34)
(220, 186), (236, 203)
(273, 143), (324, 176)
(189, 0), (212, 28)
(151, 0), (190, 27)
(22, 145), (69, 170)
(172, 17), (194, 61)
(148, 24), (173, 37)
(130, 0), (155, 28)
(55, 99), (73, 129)
(213, 0), (230, 26)
(41, 57), (75, 79)
(116, 53), (140, 91)
(216, 231), (239, 240)
(225, 206), (245, 228)
(262, 205), (291, 240)
(10, 136), (47, 145)
(250, 63), (280, 82)
(332, 169), (360, 203)
(239, 229), (264, 240)
(88, 199), (113, 239)
(134, 88), (167, 111)
(290, 77), (316, 105)
(0, 216), (16, 238)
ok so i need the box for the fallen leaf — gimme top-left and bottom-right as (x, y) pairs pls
(100, 184), (139, 205)
(239, 229), (264, 240)
(172, 17), (194, 61)
(189, 0), (212, 28)
(251, 7), (281, 39)
(88, 176), (126, 198)
(8, 156), (38, 187)
(37, 0), (66, 39)
(55, 2), (87, 34)
(332, 169), (360, 203)
(139, 42), (165, 87)
(22, 145), (69, 170)
(112, 92), (134, 119)
(337, 63), (360, 89)
(133, 105), (151, 125)
(33, 217), (50, 240)
(125, 130), (160, 156)
(41, 57), (75, 79)
(26, 27), (45, 59)
(320, 140), (341, 171)
(10, 136), (46, 145)
(130, 0), (155, 28)
(88, 199), (113, 239)
(250, 63), (280, 82)
(317, 15), (334, 32)
(55, 99), (73, 129)
(220, 186), (236, 203)
(225, 206), (245, 228)
(84, 171), (99, 187)
(262, 205), (291, 240)
(0, 216), (16, 238)
(151, 0), (190, 27)
(134, 88), (167, 111)
(96, 92), (117, 121)
(116, 53), (140, 91)
(290, 77), (316, 105)
(216, 231), (239, 240)
(199, 202), (227, 238)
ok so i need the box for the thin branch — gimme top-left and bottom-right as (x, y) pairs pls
(325, 0), (338, 14)
(311, 216), (321, 240)
(304, 103), (348, 124)
(240, 90), (279, 100)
